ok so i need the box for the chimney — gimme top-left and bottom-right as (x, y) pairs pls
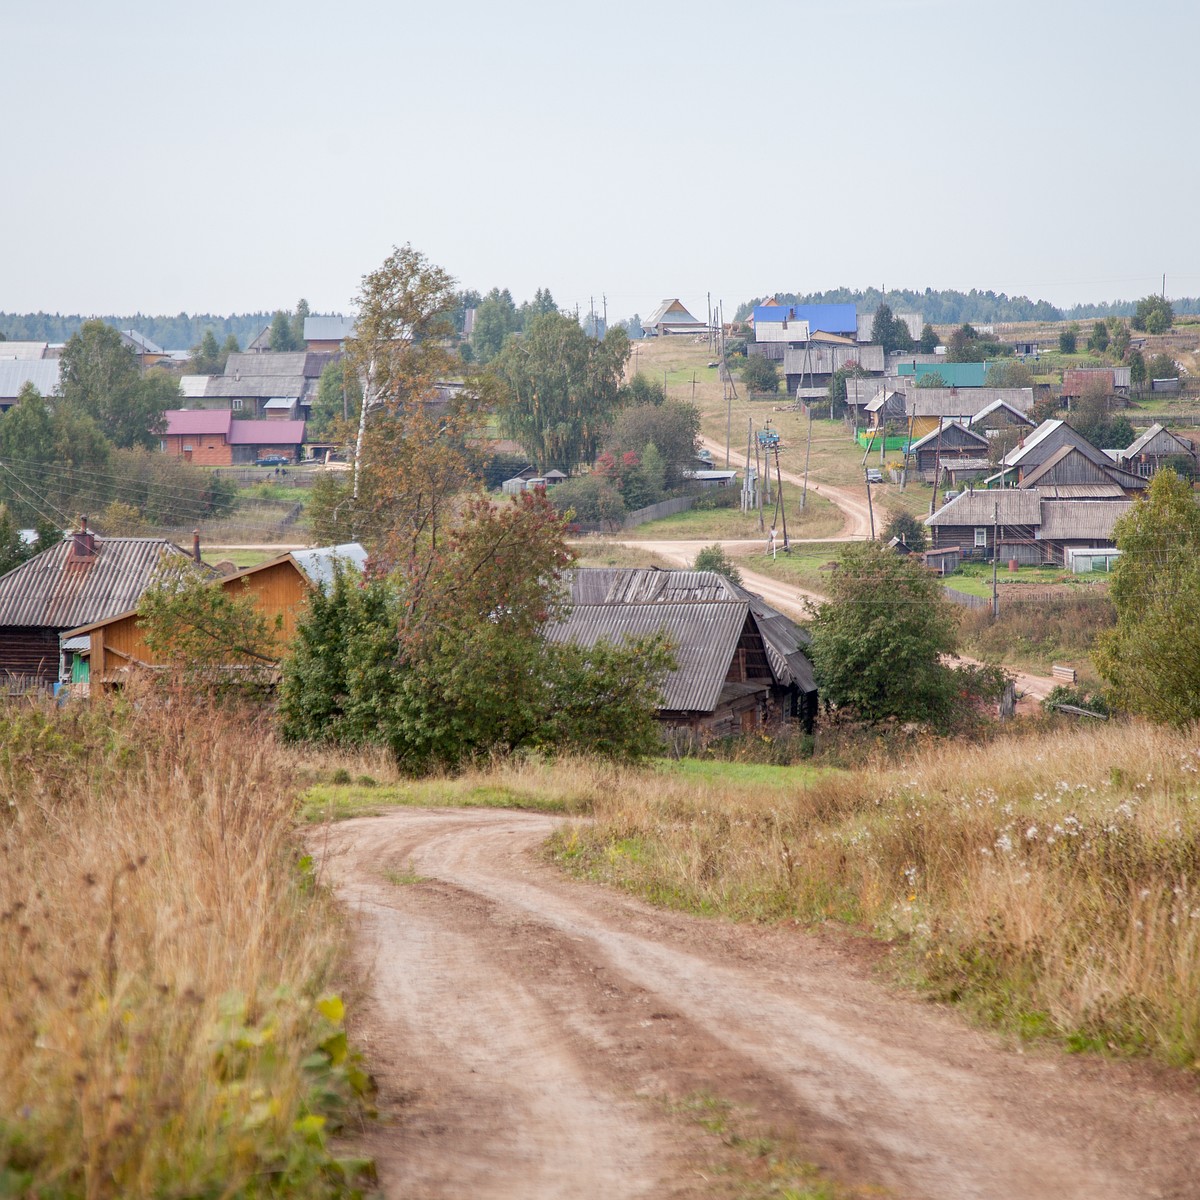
(193, 530), (201, 564)
(69, 515), (95, 562)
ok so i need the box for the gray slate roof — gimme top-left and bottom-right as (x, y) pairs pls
(927, 490), (1042, 527)
(303, 315), (355, 342)
(289, 543), (369, 590)
(547, 568), (814, 714)
(0, 537), (192, 629)
(1037, 501), (1132, 541)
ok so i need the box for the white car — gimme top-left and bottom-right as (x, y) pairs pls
(865, 468), (883, 484)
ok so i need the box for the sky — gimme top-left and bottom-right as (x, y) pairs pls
(3, 0), (1198, 325)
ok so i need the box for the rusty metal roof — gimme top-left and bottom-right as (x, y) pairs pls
(0, 537), (192, 630)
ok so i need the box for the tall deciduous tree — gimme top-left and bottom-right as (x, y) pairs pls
(490, 312), (630, 475)
(471, 287), (520, 363)
(336, 243), (469, 569)
(58, 321), (176, 448)
(1094, 470), (1200, 725)
(871, 304), (913, 354)
(606, 400), (700, 491)
(1132, 295), (1173, 334)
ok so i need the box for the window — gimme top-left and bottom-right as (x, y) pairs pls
(974, 528), (988, 548)
(232, 398), (244, 411)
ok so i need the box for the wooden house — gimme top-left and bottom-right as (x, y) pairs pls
(545, 568), (817, 734)
(783, 342), (885, 396)
(303, 315), (355, 353)
(865, 387), (1034, 437)
(909, 422), (991, 476)
(926, 489), (1133, 566)
(1114, 423), (1195, 477)
(967, 398), (1035, 438)
(643, 300), (707, 337)
(1062, 366), (1132, 400)
(991, 420), (1146, 494)
(64, 544), (368, 690)
(0, 522), (200, 688)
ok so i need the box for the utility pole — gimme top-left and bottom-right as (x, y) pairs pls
(865, 473), (875, 539)
(602, 293), (607, 333)
(801, 404), (813, 509)
(589, 295), (595, 336)
(707, 291), (712, 351)
(774, 443), (789, 550)
(721, 301), (731, 468)
(992, 500), (1000, 619)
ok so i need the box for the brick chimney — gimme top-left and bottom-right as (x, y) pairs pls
(67, 515), (96, 563)
(193, 530), (202, 563)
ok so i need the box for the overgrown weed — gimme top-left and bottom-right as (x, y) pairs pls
(0, 695), (373, 1198)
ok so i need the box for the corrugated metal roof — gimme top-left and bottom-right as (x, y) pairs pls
(289, 543), (368, 589)
(909, 421), (988, 453)
(303, 315), (355, 342)
(927, 490), (1043, 527)
(906, 388), (1034, 419)
(644, 299), (704, 327)
(228, 419), (305, 445)
(164, 409), (233, 436)
(967, 399), (1034, 427)
(0, 341), (49, 360)
(1033, 483), (1126, 498)
(547, 599), (747, 713)
(754, 303), (857, 335)
(0, 537), (191, 629)
(0, 359), (60, 399)
(263, 397), (297, 410)
(120, 330), (165, 355)
(179, 374), (211, 398)
(896, 361), (988, 387)
(1037, 501), (1132, 541)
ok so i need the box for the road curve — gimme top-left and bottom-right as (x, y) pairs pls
(314, 808), (1200, 1200)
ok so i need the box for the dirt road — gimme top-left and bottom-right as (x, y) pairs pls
(315, 809), (1200, 1200)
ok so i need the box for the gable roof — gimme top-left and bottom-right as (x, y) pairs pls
(0, 359), (61, 400)
(120, 330), (165, 355)
(896, 361), (988, 387)
(904, 388), (1034, 419)
(164, 409), (233, 437)
(967, 398), (1034, 428)
(909, 422), (990, 453)
(644, 299), (705, 327)
(1121, 423), (1191, 460)
(228, 419), (306, 445)
(0, 537), (193, 630)
(1037, 501), (1132, 541)
(753, 303), (857, 336)
(303, 315), (355, 342)
(926, 489), (1043, 527)
(0, 341), (49, 360)
(546, 567), (814, 713)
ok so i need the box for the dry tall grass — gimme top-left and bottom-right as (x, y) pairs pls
(0, 698), (367, 1199)
(556, 722), (1200, 1066)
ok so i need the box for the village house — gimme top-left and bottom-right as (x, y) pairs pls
(642, 300), (708, 337)
(783, 341), (886, 397)
(908, 422), (992, 483)
(160, 409), (306, 465)
(0, 521), (203, 688)
(179, 350), (333, 419)
(63, 543), (368, 691)
(926, 488), (1133, 566)
(0, 359), (61, 411)
(303, 315), (355, 353)
(988, 420), (1146, 495)
(1113, 423), (1195, 477)
(544, 567), (817, 735)
(1061, 366), (1132, 402)
(864, 386), (1035, 437)
(966, 398), (1035, 438)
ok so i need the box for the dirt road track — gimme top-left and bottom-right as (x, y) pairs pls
(315, 808), (1200, 1200)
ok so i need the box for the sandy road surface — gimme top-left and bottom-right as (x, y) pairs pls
(315, 808), (1200, 1200)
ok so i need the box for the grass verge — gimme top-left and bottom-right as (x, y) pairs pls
(0, 698), (373, 1199)
(548, 721), (1200, 1069)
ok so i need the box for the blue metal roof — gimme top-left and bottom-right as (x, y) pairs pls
(753, 303), (857, 335)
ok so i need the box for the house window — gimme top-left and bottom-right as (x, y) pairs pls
(974, 528), (988, 548)
(232, 399), (244, 411)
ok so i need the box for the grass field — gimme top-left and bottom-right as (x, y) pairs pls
(625, 484), (846, 541)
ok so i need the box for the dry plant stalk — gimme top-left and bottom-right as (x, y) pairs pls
(0, 696), (356, 1198)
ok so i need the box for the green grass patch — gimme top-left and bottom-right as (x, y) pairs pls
(658, 757), (828, 790)
(300, 780), (575, 822)
(662, 1091), (843, 1199)
(625, 485), (844, 542)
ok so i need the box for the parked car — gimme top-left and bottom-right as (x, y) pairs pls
(256, 454), (290, 467)
(865, 468), (883, 483)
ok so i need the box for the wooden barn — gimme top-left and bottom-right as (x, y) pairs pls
(991, 420), (1147, 494)
(545, 568), (817, 735)
(64, 544), (367, 690)
(0, 522), (200, 689)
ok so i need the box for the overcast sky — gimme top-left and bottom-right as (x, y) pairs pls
(3, 0), (1197, 323)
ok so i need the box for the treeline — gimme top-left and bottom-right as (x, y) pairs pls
(735, 287), (1200, 326)
(0, 312), (277, 349)
(735, 287), (1061, 325)
(1061, 297), (1200, 321)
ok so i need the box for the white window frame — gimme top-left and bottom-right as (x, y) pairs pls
(974, 527), (988, 548)
(232, 398), (244, 411)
